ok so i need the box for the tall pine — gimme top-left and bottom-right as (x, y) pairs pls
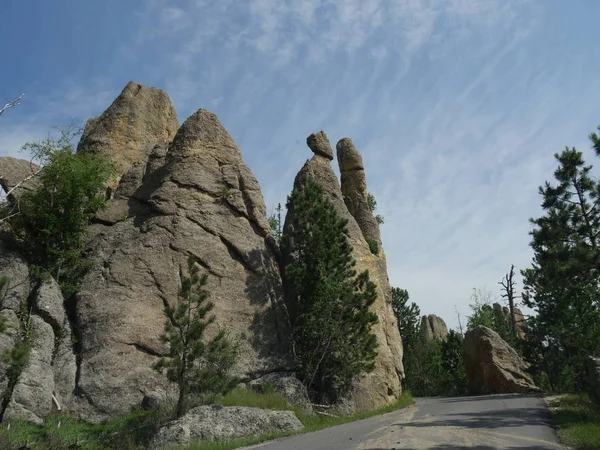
(282, 177), (379, 402)
(522, 143), (600, 392)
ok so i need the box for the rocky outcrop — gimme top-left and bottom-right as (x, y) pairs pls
(421, 315), (449, 341)
(0, 241), (31, 408)
(587, 356), (600, 404)
(492, 303), (527, 340)
(0, 240), (76, 424)
(0, 157), (40, 202)
(3, 316), (55, 425)
(78, 81), (179, 194)
(463, 326), (539, 395)
(512, 307), (527, 340)
(337, 138), (382, 251)
(149, 404), (303, 450)
(72, 101), (291, 421)
(282, 132), (404, 412)
(248, 373), (312, 414)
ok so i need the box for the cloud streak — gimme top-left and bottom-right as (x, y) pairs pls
(2, 0), (600, 330)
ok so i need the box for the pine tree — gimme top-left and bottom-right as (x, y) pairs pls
(440, 330), (468, 395)
(268, 203), (283, 242)
(153, 255), (238, 417)
(522, 144), (600, 391)
(282, 177), (379, 401)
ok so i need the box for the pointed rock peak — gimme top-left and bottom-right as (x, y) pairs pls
(336, 138), (364, 172)
(121, 80), (144, 96)
(306, 131), (334, 160)
(77, 81), (179, 191)
(169, 109), (240, 160)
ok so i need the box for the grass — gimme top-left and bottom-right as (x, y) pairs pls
(185, 392), (414, 450)
(0, 389), (413, 450)
(549, 394), (600, 450)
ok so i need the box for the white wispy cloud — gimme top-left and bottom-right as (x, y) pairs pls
(3, 0), (599, 332)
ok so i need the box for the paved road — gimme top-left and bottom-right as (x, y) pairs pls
(247, 394), (564, 449)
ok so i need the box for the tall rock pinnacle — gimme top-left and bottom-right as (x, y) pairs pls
(336, 137), (382, 249)
(282, 131), (405, 413)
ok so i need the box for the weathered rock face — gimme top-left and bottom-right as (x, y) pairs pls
(149, 405), (303, 450)
(587, 356), (600, 404)
(0, 240), (76, 424)
(336, 138), (381, 250)
(463, 326), (539, 395)
(3, 316), (55, 425)
(0, 157), (40, 202)
(421, 315), (449, 341)
(73, 104), (291, 421)
(78, 81), (179, 194)
(282, 132), (404, 412)
(0, 241), (31, 410)
(492, 303), (527, 340)
(512, 307), (527, 340)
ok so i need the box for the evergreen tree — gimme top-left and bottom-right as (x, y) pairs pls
(268, 203), (283, 242)
(522, 144), (600, 392)
(282, 177), (379, 402)
(367, 192), (385, 225)
(154, 255), (238, 417)
(440, 330), (468, 396)
(391, 287), (420, 350)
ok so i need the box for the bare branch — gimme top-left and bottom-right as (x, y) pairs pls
(0, 166), (43, 200)
(0, 94), (25, 117)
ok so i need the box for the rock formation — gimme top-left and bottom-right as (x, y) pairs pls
(421, 315), (448, 341)
(0, 83), (408, 424)
(149, 405), (303, 449)
(0, 157), (40, 202)
(492, 302), (527, 340)
(0, 241), (76, 424)
(71, 97), (291, 420)
(463, 326), (539, 395)
(78, 81), (179, 194)
(282, 132), (404, 412)
(512, 307), (527, 340)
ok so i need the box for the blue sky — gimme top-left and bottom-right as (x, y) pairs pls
(2, 0), (600, 330)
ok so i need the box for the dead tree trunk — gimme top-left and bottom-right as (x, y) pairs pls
(499, 264), (517, 334)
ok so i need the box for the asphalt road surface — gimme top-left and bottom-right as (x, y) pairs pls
(247, 394), (564, 449)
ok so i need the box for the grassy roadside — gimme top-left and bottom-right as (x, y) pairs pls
(185, 391), (414, 450)
(0, 389), (413, 450)
(548, 394), (600, 449)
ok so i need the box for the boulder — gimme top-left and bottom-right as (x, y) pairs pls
(249, 373), (313, 413)
(282, 131), (404, 412)
(73, 105), (292, 421)
(421, 315), (449, 341)
(148, 404), (303, 449)
(0, 157), (40, 202)
(587, 356), (600, 404)
(78, 81), (179, 193)
(463, 326), (539, 395)
(306, 131), (334, 160)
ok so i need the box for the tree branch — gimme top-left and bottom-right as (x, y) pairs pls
(0, 94), (25, 117)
